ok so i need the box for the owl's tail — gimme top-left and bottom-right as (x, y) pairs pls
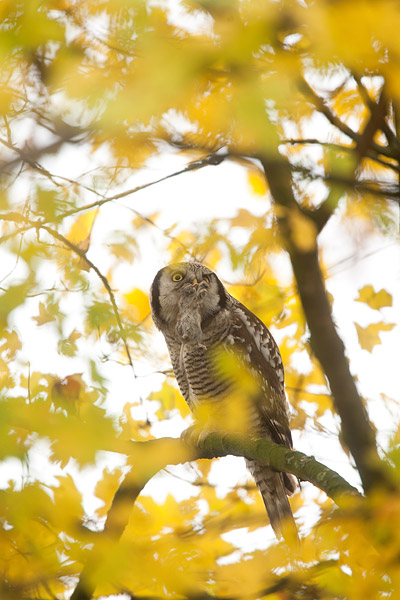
(246, 459), (298, 543)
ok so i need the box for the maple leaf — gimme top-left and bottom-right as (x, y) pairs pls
(355, 285), (393, 310)
(354, 321), (395, 352)
(32, 301), (56, 326)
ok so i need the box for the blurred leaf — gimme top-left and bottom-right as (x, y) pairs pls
(95, 467), (124, 518)
(123, 288), (151, 322)
(86, 301), (115, 333)
(355, 285), (393, 310)
(36, 188), (60, 221)
(51, 373), (84, 407)
(286, 207), (317, 252)
(354, 321), (395, 352)
(67, 209), (97, 252)
(0, 278), (35, 327)
(151, 381), (191, 419)
(0, 328), (21, 358)
(57, 329), (81, 356)
(32, 301), (56, 326)
(247, 167), (268, 196)
(50, 402), (117, 466)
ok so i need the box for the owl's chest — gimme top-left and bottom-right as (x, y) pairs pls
(165, 322), (233, 407)
(167, 331), (263, 437)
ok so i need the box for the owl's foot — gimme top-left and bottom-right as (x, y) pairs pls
(181, 423), (211, 447)
(181, 424), (230, 459)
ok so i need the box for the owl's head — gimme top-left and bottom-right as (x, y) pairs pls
(150, 262), (228, 332)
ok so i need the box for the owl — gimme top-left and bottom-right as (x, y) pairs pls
(150, 262), (297, 540)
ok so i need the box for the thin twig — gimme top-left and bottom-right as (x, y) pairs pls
(55, 152), (229, 220)
(300, 77), (396, 161)
(282, 138), (398, 172)
(0, 212), (137, 376)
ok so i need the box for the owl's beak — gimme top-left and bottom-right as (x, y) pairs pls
(192, 278), (198, 287)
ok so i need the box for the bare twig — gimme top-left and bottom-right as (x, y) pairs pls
(282, 138), (398, 172)
(0, 127), (85, 174)
(56, 151), (229, 220)
(0, 212), (136, 375)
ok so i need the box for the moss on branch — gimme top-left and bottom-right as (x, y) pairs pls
(129, 434), (361, 502)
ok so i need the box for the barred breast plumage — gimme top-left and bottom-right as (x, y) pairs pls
(150, 261), (297, 541)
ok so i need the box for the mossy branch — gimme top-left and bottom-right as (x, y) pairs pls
(194, 433), (361, 501)
(71, 434), (360, 600)
(103, 433), (362, 503)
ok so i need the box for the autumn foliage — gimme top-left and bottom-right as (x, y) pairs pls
(0, 1), (399, 599)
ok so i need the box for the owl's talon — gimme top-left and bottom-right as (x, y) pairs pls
(181, 424), (213, 447)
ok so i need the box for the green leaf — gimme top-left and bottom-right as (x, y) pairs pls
(86, 301), (115, 332)
(0, 278), (35, 328)
(57, 329), (81, 356)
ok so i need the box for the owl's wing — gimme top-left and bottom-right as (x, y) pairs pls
(228, 301), (293, 451)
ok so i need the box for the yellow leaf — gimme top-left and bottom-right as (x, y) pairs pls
(123, 288), (150, 322)
(119, 402), (153, 441)
(230, 208), (260, 228)
(354, 321), (395, 352)
(109, 243), (135, 263)
(67, 209), (97, 251)
(95, 467), (124, 518)
(51, 474), (83, 533)
(150, 381), (191, 419)
(355, 285), (393, 310)
(0, 329), (21, 358)
(32, 301), (56, 326)
(58, 329), (81, 356)
(204, 245), (222, 270)
(247, 168), (268, 196)
(291, 209), (317, 252)
(276, 206), (317, 252)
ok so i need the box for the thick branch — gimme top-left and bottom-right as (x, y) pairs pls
(352, 74), (398, 152)
(259, 154), (390, 493)
(196, 434), (360, 500)
(300, 78), (395, 161)
(71, 434), (359, 600)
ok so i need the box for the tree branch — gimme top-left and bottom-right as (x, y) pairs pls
(258, 153), (392, 493)
(0, 123), (87, 174)
(300, 78), (360, 144)
(352, 74), (398, 152)
(70, 434), (360, 600)
(198, 434), (361, 499)
(0, 212), (139, 378)
(282, 138), (398, 172)
(54, 151), (229, 220)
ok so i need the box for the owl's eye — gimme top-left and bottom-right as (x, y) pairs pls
(203, 275), (210, 283)
(172, 273), (183, 282)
